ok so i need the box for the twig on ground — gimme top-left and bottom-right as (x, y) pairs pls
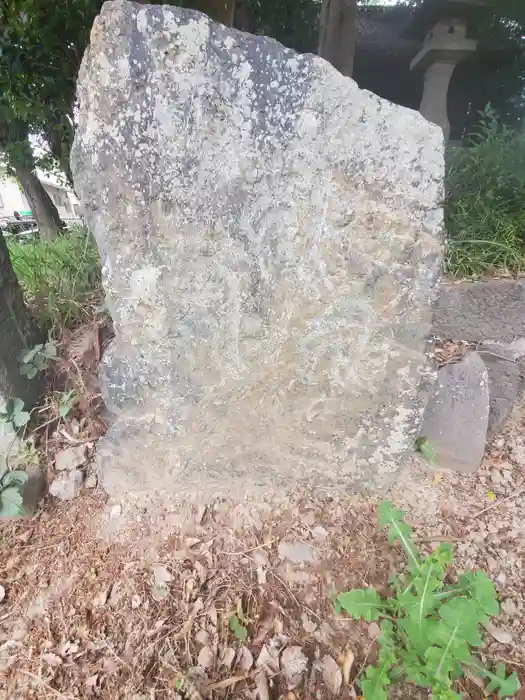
(19, 670), (74, 700)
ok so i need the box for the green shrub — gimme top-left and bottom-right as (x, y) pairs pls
(445, 111), (525, 277)
(7, 223), (102, 329)
(335, 502), (519, 700)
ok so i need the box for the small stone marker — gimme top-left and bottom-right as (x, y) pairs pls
(72, 0), (444, 498)
(420, 353), (489, 473)
(477, 345), (522, 439)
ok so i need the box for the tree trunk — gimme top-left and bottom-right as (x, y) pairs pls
(318, 0), (357, 78)
(46, 116), (75, 187)
(0, 231), (43, 408)
(15, 167), (64, 241)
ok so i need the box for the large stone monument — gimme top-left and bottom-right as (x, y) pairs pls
(72, 0), (444, 499)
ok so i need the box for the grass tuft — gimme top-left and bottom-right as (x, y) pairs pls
(445, 110), (525, 278)
(7, 223), (103, 330)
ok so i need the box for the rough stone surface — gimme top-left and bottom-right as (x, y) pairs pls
(419, 352), (489, 473)
(433, 280), (525, 343)
(72, 0), (444, 496)
(49, 470), (84, 502)
(54, 446), (87, 472)
(477, 345), (522, 440)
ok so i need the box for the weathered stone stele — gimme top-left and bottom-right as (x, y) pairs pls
(72, 0), (444, 498)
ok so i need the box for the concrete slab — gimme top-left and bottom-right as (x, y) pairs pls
(433, 279), (525, 343)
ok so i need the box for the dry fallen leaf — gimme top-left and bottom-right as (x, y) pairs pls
(317, 655), (342, 696)
(252, 612), (275, 646)
(131, 594), (142, 609)
(42, 652), (63, 667)
(0, 586), (5, 604)
(219, 646), (236, 670)
(255, 669), (270, 700)
(236, 645), (254, 672)
(92, 588), (110, 608)
(197, 645), (214, 671)
(342, 649), (355, 685)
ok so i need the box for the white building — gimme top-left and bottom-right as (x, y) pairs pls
(0, 170), (80, 222)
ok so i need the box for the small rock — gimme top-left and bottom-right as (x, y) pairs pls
(49, 470), (83, 501)
(131, 594), (142, 609)
(0, 586), (5, 603)
(486, 621), (513, 645)
(281, 646), (308, 690)
(278, 541), (315, 563)
(110, 504), (122, 519)
(501, 598), (518, 617)
(495, 572), (507, 586)
(54, 445), (87, 472)
(151, 565), (172, 601)
(312, 526), (329, 541)
(84, 472), (98, 489)
(368, 623), (380, 640)
(490, 470), (503, 485)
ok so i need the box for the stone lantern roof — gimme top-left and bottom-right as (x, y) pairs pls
(405, 0), (490, 40)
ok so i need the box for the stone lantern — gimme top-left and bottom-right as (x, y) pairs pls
(409, 0), (486, 140)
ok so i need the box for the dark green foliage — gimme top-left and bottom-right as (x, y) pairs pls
(335, 501), (520, 700)
(445, 111), (525, 277)
(7, 224), (102, 329)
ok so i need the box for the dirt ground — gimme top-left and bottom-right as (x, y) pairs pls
(1, 337), (525, 699)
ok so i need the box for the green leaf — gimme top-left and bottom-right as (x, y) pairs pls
(2, 470), (28, 488)
(359, 649), (396, 700)
(11, 397), (25, 414)
(424, 645), (465, 683)
(459, 571), (499, 617)
(12, 410), (30, 428)
(431, 683), (463, 700)
(20, 346), (39, 364)
(0, 486), (24, 516)
(471, 661), (520, 698)
(378, 501), (421, 573)
(58, 391), (76, 418)
(401, 649), (430, 687)
(398, 616), (439, 657)
(336, 588), (386, 621)
(438, 597), (483, 646)
(42, 342), (57, 358)
(431, 543), (453, 567)
(414, 436), (438, 463)
(228, 614), (247, 642)
(34, 355), (48, 371)
(26, 365), (39, 379)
